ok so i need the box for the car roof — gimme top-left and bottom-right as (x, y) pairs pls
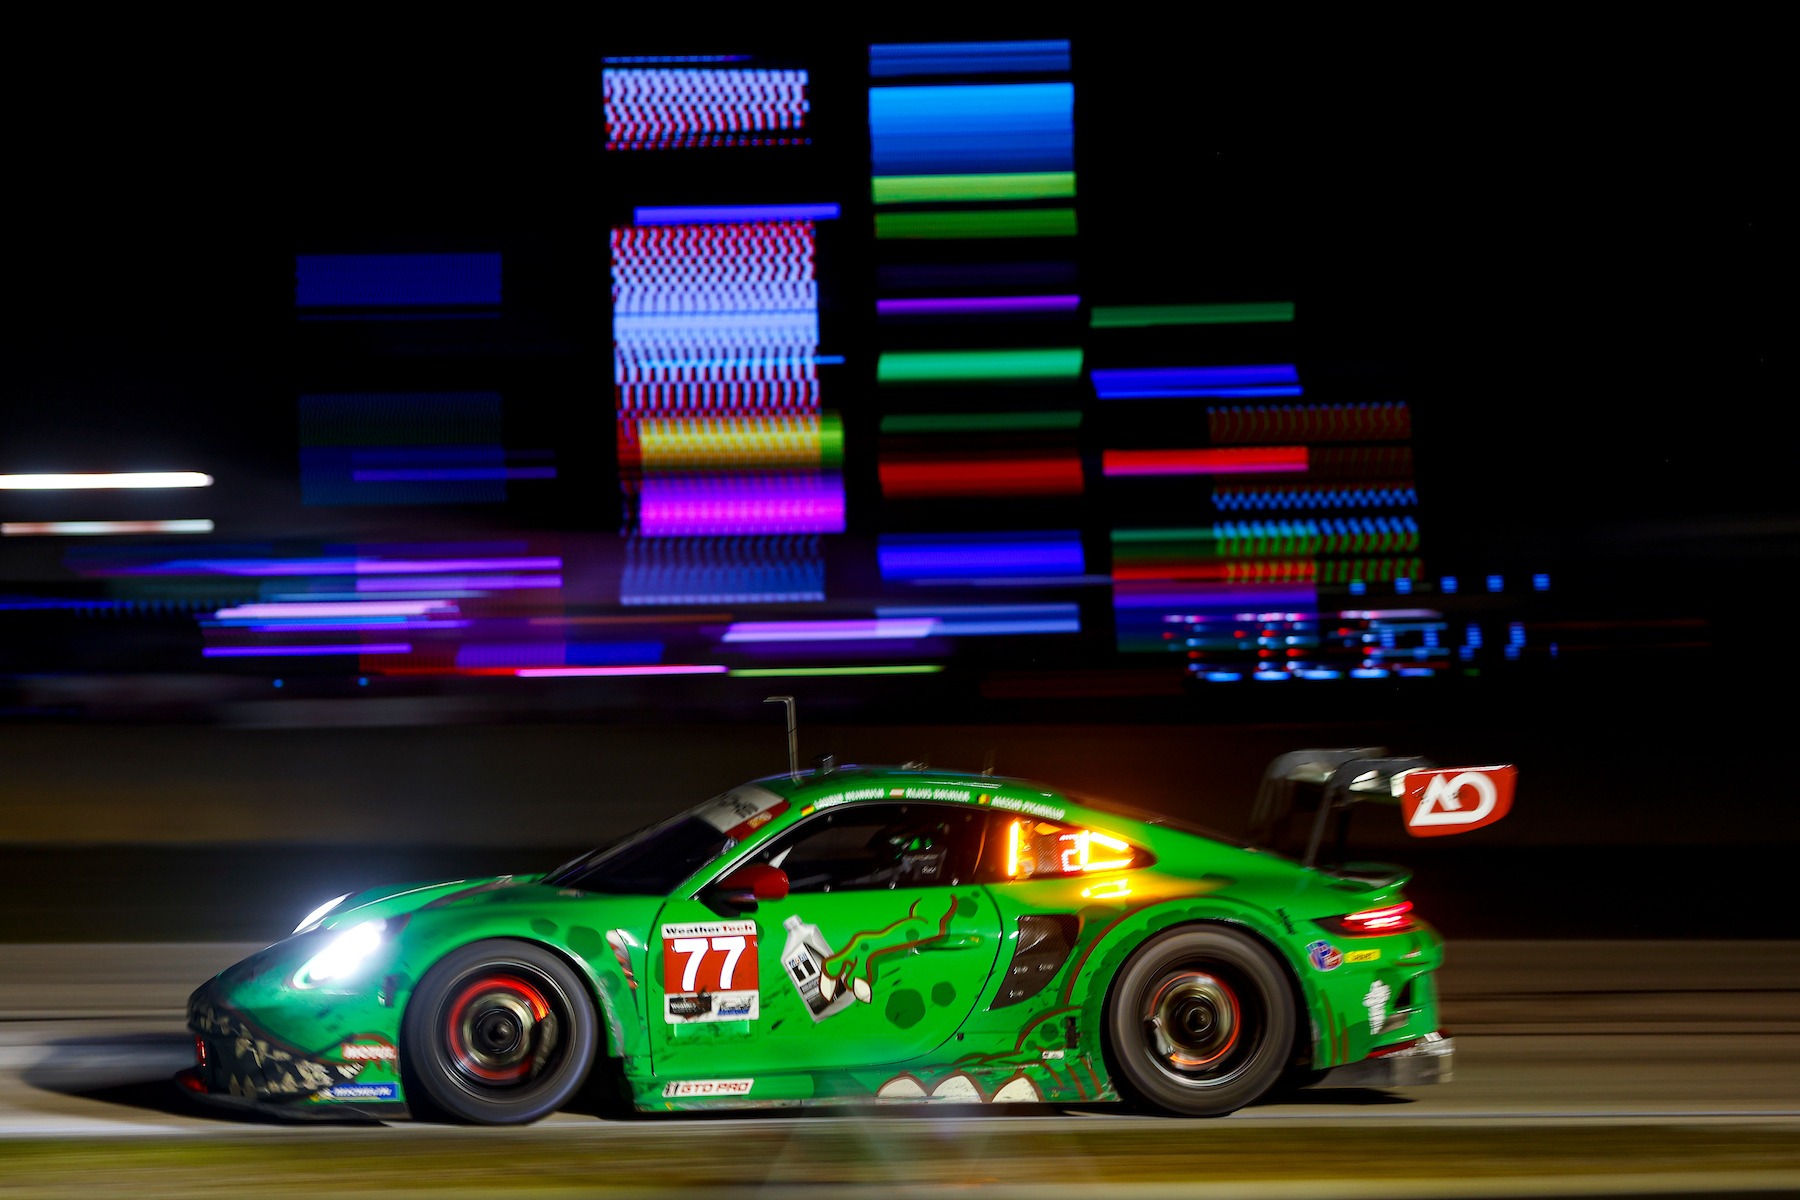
(749, 764), (1253, 850)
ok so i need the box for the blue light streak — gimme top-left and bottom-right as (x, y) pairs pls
(1091, 365), (1300, 400)
(869, 84), (1074, 175)
(877, 532), (1085, 582)
(869, 41), (1071, 77)
(295, 253), (502, 308)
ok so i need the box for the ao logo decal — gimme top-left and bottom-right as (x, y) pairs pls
(1399, 765), (1517, 838)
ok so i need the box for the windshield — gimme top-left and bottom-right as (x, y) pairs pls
(545, 784), (789, 896)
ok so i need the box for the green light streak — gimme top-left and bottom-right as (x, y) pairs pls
(878, 348), (1083, 385)
(1089, 302), (1296, 328)
(1111, 529), (1421, 559)
(1112, 528), (1214, 543)
(872, 172), (1076, 205)
(728, 666), (946, 677)
(875, 209), (1078, 240)
(819, 413), (845, 468)
(880, 411), (1082, 434)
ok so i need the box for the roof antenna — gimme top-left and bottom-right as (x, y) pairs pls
(982, 747), (996, 776)
(764, 695), (799, 779)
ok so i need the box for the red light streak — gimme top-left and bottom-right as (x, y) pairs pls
(1102, 447), (1308, 477)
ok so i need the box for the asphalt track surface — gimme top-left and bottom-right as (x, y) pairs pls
(1, 941), (1797, 1198)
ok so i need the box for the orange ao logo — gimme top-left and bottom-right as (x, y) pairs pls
(1399, 765), (1517, 837)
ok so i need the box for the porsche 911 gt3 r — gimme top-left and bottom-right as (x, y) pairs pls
(179, 749), (1515, 1123)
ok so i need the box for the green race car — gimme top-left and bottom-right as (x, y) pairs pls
(180, 749), (1516, 1123)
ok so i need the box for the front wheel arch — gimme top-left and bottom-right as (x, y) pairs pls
(399, 936), (601, 1124)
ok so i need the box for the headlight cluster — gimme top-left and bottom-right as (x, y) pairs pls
(294, 920), (387, 989)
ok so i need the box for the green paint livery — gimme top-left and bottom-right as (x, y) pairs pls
(183, 756), (1485, 1123)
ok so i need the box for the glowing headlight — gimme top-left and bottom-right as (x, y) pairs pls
(295, 920), (386, 988)
(293, 893), (351, 936)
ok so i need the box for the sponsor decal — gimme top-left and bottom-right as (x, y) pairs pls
(661, 921), (759, 1024)
(1306, 940), (1343, 971)
(1399, 765), (1516, 837)
(694, 786), (790, 840)
(339, 1037), (397, 1063)
(1362, 979), (1392, 1035)
(1344, 949), (1382, 964)
(781, 914), (855, 1022)
(662, 1078), (753, 1098)
(1040, 1049), (1066, 1060)
(322, 1082), (397, 1101)
(813, 786), (887, 811)
(988, 795), (1066, 821)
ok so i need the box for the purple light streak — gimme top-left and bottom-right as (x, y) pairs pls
(202, 644), (412, 657)
(513, 665), (729, 677)
(353, 574), (563, 592)
(214, 601), (457, 619)
(106, 557), (559, 578)
(241, 621), (474, 632)
(639, 475), (845, 536)
(723, 620), (934, 643)
(877, 294), (1080, 317)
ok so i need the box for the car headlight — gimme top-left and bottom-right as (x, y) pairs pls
(293, 893), (351, 936)
(294, 919), (386, 988)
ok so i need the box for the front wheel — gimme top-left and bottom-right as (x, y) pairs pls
(403, 939), (598, 1124)
(1105, 925), (1294, 1116)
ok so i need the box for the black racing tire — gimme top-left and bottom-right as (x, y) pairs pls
(1104, 925), (1295, 1117)
(402, 939), (598, 1125)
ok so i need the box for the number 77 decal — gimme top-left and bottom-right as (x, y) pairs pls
(672, 935), (747, 991)
(660, 922), (761, 1024)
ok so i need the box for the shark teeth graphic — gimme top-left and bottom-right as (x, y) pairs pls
(188, 992), (363, 1101)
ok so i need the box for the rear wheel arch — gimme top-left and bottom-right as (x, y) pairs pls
(1097, 918), (1303, 1116)
(1095, 915), (1311, 1036)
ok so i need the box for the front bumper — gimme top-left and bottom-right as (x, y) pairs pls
(184, 980), (406, 1118)
(1315, 1031), (1453, 1088)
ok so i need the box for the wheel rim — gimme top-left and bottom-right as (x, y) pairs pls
(443, 970), (563, 1090)
(1142, 969), (1246, 1083)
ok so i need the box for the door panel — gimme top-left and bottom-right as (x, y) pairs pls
(651, 884), (1000, 1077)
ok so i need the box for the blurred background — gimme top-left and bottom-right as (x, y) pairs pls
(0, 18), (1788, 946)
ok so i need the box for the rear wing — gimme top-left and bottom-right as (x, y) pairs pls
(1248, 747), (1517, 868)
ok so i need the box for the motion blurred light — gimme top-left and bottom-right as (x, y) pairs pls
(0, 472), (212, 489)
(293, 893), (351, 935)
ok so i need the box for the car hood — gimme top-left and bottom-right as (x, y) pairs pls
(319, 873), (551, 928)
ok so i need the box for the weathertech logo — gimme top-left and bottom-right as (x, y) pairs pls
(1400, 766), (1517, 837)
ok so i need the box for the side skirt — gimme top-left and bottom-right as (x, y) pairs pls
(633, 1056), (1119, 1113)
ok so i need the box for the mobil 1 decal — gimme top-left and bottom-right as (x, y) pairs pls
(781, 895), (960, 1022)
(661, 921), (759, 1023)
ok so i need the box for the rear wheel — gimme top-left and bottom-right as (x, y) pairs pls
(403, 939), (598, 1125)
(1105, 926), (1294, 1116)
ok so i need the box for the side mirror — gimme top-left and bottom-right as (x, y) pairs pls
(710, 863), (789, 910)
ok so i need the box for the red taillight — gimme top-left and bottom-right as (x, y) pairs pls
(193, 1035), (208, 1067)
(1318, 900), (1415, 937)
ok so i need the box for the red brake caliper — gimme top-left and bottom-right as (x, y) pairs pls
(446, 974), (552, 1083)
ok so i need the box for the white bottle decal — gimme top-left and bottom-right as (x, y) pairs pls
(781, 914), (852, 1022)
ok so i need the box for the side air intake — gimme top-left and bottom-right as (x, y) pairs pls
(991, 915), (1079, 1009)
